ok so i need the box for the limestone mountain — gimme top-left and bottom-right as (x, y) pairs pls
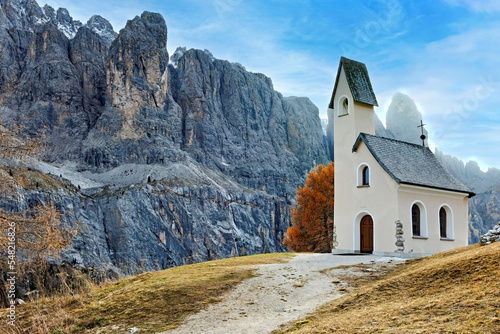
(0, 1), (329, 274)
(85, 14), (117, 46)
(434, 149), (500, 243)
(386, 92), (428, 146)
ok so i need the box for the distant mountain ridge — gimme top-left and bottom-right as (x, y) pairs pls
(0, 0), (116, 42)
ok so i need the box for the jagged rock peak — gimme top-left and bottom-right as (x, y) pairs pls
(116, 11), (167, 48)
(85, 14), (117, 47)
(53, 7), (82, 39)
(386, 92), (428, 146)
(203, 49), (215, 61)
(0, 0), (46, 29)
(169, 46), (187, 68)
(0, 0), (81, 38)
(43, 4), (55, 20)
(107, 11), (169, 138)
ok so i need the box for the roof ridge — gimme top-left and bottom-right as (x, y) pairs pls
(355, 132), (475, 197)
(361, 132), (431, 150)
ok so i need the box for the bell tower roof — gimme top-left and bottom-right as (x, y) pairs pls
(329, 57), (379, 109)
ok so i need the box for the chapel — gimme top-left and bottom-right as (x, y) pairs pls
(330, 57), (475, 257)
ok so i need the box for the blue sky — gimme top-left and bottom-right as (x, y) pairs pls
(43, 0), (500, 170)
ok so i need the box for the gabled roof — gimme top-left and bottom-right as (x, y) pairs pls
(353, 133), (475, 197)
(328, 57), (379, 109)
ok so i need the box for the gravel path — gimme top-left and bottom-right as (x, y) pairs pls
(160, 253), (404, 334)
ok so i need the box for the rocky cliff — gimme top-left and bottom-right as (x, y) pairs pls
(385, 92), (428, 145)
(434, 149), (500, 243)
(0, 1), (329, 274)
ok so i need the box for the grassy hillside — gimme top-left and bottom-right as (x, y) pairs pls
(2, 253), (293, 333)
(4, 243), (499, 333)
(278, 243), (500, 333)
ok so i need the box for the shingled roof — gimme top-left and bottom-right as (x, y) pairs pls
(353, 133), (475, 197)
(328, 57), (379, 109)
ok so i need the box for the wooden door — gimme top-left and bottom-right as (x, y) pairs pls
(360, 215), (373, 253)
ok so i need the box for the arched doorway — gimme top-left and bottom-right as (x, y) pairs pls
(360, 215), (373, 253)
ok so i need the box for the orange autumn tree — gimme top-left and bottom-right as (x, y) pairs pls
(284, 162), (334, 252)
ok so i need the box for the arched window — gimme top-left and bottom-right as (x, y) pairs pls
(439, 207), (447, 238)
(338, 96), (349, 116)
(362, 166), (369, 185)
(357, 163), (370, 187)
(439, 205), (453, 239)
(412, 204), (420, 236)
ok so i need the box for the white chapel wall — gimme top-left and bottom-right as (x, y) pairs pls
(335, 141), (399, 252)
(397, 186), (469, 255)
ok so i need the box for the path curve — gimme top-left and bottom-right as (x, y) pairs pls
(160, 253), (404, 334)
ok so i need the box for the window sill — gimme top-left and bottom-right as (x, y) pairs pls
(440, 238), (455, 241)
(412, 236), (428, 239)
(338, 113), (349, 117)
(357, 185), (370, 188)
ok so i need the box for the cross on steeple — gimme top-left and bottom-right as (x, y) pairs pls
(418, 120), (427, 147)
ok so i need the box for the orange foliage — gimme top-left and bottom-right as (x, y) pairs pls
(284, 162), (334, 252)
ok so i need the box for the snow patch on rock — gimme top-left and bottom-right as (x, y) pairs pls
(169, 46), (187, 68)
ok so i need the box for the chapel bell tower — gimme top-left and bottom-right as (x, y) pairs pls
(330, 57), (379, 244)
(329, 57), (378, 162)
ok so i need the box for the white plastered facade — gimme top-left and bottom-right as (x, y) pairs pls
(332, 64), (469, 258)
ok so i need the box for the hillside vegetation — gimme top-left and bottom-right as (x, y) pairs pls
(4, 244), (499, 333)
(278, 242), (500, 333)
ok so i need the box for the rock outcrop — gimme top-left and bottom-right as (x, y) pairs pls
(169, 48), (328, 195)
(85, 15), (117, 47)
(4, 163), (290, 275)
(0, 1), (329, 274)
(480, 221), (500, 245)
(386, 92), (428, 146)
(106, 11), (170, 140)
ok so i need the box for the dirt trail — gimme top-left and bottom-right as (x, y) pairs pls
(160, 253), (404, 334)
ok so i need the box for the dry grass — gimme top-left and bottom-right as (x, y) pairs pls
(278, 243), (500, 333)
(1, 253), (293, 333)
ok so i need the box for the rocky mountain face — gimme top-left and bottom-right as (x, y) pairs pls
(434, 149), (500, 243)
(0, 1), (329, 274)
(385, 92), (428, 146)
(86, 15), (117, 47)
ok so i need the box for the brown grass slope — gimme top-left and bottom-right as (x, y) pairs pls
(282, 243), (500, 333)
(3, 253), (293, 333)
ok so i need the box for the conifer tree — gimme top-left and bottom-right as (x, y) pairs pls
(284, 162), (334, 252)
